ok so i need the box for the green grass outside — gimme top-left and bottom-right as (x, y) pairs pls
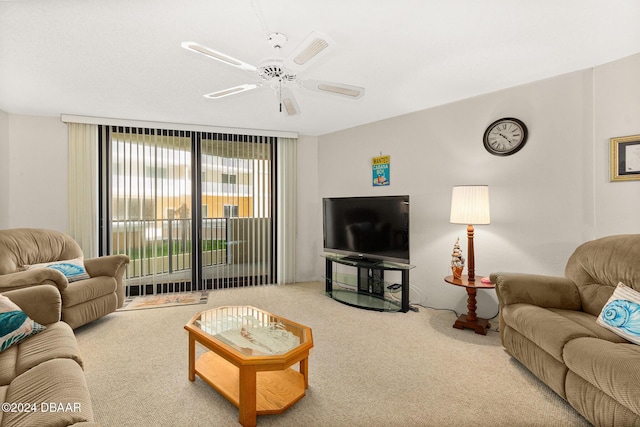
(116, 239), (226, 260)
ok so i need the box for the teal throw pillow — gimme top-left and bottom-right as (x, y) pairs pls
(26, 257), (90, 282)
(0, 294), (46, 352)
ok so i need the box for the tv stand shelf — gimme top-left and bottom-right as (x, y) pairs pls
(322, 254), (414, 313)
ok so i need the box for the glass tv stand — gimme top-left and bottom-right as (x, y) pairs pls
(322, 254), (414, 312)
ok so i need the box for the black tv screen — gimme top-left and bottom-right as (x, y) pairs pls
(323, 195), (410, 264)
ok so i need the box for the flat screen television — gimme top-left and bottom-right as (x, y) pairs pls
(322, 195), (410, 264)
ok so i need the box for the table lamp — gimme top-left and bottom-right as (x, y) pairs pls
(449, 185), (490, 281)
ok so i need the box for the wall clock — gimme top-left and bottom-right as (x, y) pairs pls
(483, 117), (528, 156)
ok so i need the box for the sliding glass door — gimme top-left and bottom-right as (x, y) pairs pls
(101, 127), (274, 296)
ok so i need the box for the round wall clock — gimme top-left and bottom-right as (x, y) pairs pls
(483, 117), (528, 156)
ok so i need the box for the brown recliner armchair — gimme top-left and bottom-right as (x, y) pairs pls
(0, 228), (129, 328)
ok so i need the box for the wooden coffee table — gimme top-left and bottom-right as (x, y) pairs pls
(185, 306), (313, 427)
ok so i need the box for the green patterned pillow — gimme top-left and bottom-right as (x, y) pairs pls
(0, 294), (46, 352)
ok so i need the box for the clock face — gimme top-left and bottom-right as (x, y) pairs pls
(483, 118), (528, 156)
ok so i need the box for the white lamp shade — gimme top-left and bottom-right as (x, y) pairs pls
(450, 185), (491, 225)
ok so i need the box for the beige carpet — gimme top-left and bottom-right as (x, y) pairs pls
(74, 282), (590, 427)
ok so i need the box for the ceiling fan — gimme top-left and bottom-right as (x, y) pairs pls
(181, 31), (365, 116)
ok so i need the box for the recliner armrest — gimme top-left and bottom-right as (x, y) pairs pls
(491, 272), (581, 310)
(0, 269), (68, 292)
(84, 254), (130, 278)
(2, 285), (62, 325)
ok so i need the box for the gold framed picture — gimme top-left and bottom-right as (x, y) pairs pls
(610, 134), (640, 182)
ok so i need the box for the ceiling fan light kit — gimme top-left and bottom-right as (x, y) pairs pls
(182, 30), (363, 116)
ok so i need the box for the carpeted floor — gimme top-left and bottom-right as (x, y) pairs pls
(74, 282), (590, 427)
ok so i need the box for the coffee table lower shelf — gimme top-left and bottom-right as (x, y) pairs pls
(195, 351), (306, 416)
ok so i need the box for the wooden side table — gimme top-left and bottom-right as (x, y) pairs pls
(444, 275), (495, 335)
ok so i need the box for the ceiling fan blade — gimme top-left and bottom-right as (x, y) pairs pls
(203, 84), (260, 99)
(181, 41), (257, 72)
(302, 79), (365, 99)
(278, 88), (301, 116)
(283, 31), (335, 72)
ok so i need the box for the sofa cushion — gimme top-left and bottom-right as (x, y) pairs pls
(0, 321), (83, 388)
(0, 346), (17, 386)
(2, 358), (95, 427)
(15, 322), (84, 376)
(549, 308), (629, 343)
(564, 337), (640, 418)
(502, 303), (596, 362)
(0, 294), (46, 352)
(0, 385), (6, 426)
(61, 276), (116, 307)
(62, 293), (118, 329)
(565, 370), (640, 427)
(597, 282), (640, 345)
(502, 325), (569, 399)
(26, 257), (90, 283)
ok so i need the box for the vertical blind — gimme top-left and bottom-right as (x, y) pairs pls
(104, 126), (277, 296)
(67, 119), (297, 296)
(108, 127), (195, 295)
(276, 137), (297, 283)
(200, 133), (274, 289)
(68, 123), (98, 258)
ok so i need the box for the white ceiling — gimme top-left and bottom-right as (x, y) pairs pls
(1, 0), (640, 136)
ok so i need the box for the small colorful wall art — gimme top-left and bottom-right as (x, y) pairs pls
(372, 155), (390, 186)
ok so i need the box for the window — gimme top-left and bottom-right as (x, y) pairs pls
(223, 204), (239, 218)
(222, 173), (237, 184)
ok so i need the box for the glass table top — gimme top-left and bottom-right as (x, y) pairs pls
(190, 306), (309, 357)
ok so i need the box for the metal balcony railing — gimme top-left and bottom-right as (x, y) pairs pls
(112, 218), (228, 279)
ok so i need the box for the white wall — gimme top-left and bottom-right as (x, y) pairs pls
(593, 53), (640, 236)
(2, 115), (68, 231)
(0, 110), (9, 229)
(311, 53), (640, 317)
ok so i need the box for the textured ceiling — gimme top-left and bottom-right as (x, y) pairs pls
(1, 0), (640, 136)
